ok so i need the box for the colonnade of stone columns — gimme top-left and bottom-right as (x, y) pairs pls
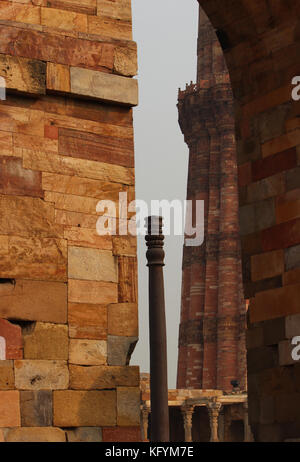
(142, 400), (253, 442)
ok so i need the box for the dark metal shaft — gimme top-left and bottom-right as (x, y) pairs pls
(145, 216), (169, 442)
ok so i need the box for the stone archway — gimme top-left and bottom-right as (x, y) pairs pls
(196, 0), (300, 442)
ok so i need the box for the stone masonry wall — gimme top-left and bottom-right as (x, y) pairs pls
(198, 0), (300, 441)
(0, 0), (140, 443)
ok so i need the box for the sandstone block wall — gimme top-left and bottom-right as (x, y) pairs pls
(0, 0), (140, 443)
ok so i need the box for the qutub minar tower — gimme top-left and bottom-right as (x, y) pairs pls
(177, 7), (247, 393)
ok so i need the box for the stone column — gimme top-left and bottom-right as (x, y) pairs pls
(243, 401), (254, 442)
(218, 407), (225, 442)
(141, 405), (150, 441)
(145, 216), (169, 442)
(208, 401), (222, 442)
(181, 405), (195, 442)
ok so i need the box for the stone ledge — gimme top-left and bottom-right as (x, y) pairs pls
(70, 66), (138, 106)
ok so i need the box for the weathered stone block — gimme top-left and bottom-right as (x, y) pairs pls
(70, 67), (138, 106)
(251, 250), (284, 282)
(0, 360), (14, 389)
(260, 395), (275, 425)
(0, 25), (115, 72)
(0, 54), (46, 95)
(256, 103), (290, 144)
(68, 303), (107, 340)
(69, 339), (107, 365)
(0, 105), (44, 137)
(0, 235), (67, 282)
(0, 2), (41, 24)
(107, 335), (138, 366)
(68, 279), (118, 304)
(118, 256), (138, 303)
(53, 390), (116, 427)
(42, 171), (128, 200)
(262, 130), (300, 159)
(283, 267), (300, 286)
(68, 247), (118, 283)
(0, 319), (23, 359)
(41, 7), (88, 33)
(246, 173), (285, 204)
(112, 236), (137, 257)
(0, 195), (63, 239)
(47, 0), (97, 15)
(108, 303), (138, 337)
(247, 346), (279, 373)
(97, 0), (132, 21)
(0, 156), (43, 197)
(250, 284), (300, 323)
(252, 148), (297, 183)
(5, 427), (66, 442)
(23, 323), (68, 360)
(286, 167), (300, 191)
(285, 244), (300, 271)
(14, 360), (69, 390)
(69, 365), (139, 389)
(263, 317), (286, 345)
(23, 149), (134, 185)
(64, 227), (112, 250)
(66, 427), (102, 442)
(278, 340), (295, 366)
(88, 16), (132, 41)
(20, 391), (52, 427)
(275, 393), (300, 423)
(246, 326), (264, 350)
(114, 45), (137, 77)
(117, 387), (140, 426)
(0, 279), (67, 324)
(59, 127), (134, 168)
(47, 62), (70, 93)
(0, 391), (20, 427)
(102, 426), (141, 442)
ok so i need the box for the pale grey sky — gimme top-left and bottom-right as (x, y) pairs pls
(131, 0), (199, 388)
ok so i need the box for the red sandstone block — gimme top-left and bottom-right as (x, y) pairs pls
(283, 268), (300, 286)
(238, 162), (252, 187)
(251, 249), (284, 282)
(261, 218), (300, 252)
(250, 283), (300, 324)
(47, 0), (97, 15)
(0, 319), (23, 360)
(252, 148), (297, 182)
(58, 128), (134, 168)
(276, 198), (300, 224)
(45, 125), (59, 140)
(102, 427), (141, 442)
(0, 25), (114, 72)
(0, 156), (43, 198)
(262, 130), (300, 159)
(243, 84), (291, 119)
(0, 391), (21, 427)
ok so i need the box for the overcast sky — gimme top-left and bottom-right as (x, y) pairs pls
(130, 0), (199, 388)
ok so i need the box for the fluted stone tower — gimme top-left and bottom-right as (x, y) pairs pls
(177, 6), (246, 393)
